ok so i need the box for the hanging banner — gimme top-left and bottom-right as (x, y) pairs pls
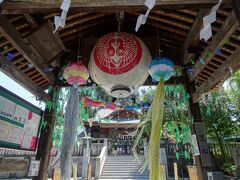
(0, 86), (43, 151)
(191, 134), (200, 156)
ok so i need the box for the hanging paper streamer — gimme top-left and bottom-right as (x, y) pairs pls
(147, 58), (175, 180)
(135, 0), (155, 32)
(60, 85), (79, 180)
(224, 39), (230, 45)
(199, 58), (205, 65)
(63, 61), (89, 86)
(125, 102), (150, 111)
(83, 97), (119, 110)
(28, 63), (34, 69)
(200, 0), (222, 41)
(58, 62), (89, 179)
(53, 0), (71, 33)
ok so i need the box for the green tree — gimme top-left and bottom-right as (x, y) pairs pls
(226, 70), (240, 120)
(200, 93), (239, 157)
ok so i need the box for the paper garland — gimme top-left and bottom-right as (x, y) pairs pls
(53, 0), (71, 33)
(200, 0), (222, 41)
(135, 0), (155, 32)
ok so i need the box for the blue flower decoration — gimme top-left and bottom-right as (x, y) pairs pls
(215, 48), (222, 56)
(43, 67), (50, 73)
(6, 53), (14, 61)
(148, 57), (175, 81)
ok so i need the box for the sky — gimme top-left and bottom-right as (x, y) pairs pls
(0, 71), (44, 109)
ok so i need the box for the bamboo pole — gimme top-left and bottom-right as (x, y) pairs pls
(87, 162), (92, 180)
(73, 163), (77, 180)
(52, 168), (61, 180)
(174, 163), (178, 180)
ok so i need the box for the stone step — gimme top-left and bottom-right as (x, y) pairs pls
(99, 177), (149, 180)
(104, 163), (143, 166)
(100, 176), (149, 179)
(100, 156), (149, 179)
(101, 172), (149, 176)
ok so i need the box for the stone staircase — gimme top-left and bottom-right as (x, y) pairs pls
(100, 155), (149, 180)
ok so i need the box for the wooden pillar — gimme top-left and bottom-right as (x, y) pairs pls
(233, 0), (240, 24)
(184, 78), (212, 180)
(33, 87), (58, 180)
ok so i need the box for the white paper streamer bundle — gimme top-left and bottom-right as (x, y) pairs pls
(60, 86), (79, 180)
(200, 0), (222, 41)
(53, 0), (71, 33)
(135, 0), (155, 32)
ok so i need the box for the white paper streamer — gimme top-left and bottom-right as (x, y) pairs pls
(53, 0), (71, 33)
(135, 0), (155, 32)
(200, 0), (222, 41)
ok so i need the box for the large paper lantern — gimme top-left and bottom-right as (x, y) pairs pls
(89, 32), (151, 98)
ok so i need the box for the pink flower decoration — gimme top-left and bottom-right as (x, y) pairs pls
(63, 61), (89, 85)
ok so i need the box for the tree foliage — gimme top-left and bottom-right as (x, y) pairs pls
(200, 94), (238, 139)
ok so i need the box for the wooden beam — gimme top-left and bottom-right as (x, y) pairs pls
(0, 15), (56, 84)
(192, 47), (240, 103)
(181, 9), (210, 65)
(189, 10), (239, 82)
(233, 0), (240, 24)
(0, 0), (232, 14)
(184, 79), (212, 180)
(0, 54), (51, 102)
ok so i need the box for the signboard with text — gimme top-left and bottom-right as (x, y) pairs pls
(0, 86), (42, 151)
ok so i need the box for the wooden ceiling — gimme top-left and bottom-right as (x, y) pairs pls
(0, 0), (239, 103)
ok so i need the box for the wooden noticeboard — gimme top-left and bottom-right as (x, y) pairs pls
(0, 86), (43, 151)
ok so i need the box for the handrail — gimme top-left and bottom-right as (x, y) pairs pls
(95, 145), (107, 179)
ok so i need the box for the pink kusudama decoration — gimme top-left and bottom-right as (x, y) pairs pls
(63, 61), (89, 85)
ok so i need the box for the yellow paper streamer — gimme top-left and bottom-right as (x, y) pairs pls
(148, 79), (164, 180)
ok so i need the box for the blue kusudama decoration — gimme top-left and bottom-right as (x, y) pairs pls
(148, 57), (175, 81)
(6, 53), (14, 61)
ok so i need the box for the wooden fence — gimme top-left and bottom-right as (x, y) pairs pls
(208, 142), (240, 158)
(1, 141), (239, 159)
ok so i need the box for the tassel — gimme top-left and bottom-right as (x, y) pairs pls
(148, 79), (164, 180)
(60, 86), (79, 180)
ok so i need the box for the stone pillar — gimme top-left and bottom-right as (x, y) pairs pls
(185, 78), (212, 180)
(143, 138), (148, 157)
(104, 138), (108, 146)
(82, 138), (91, 179)
(104, 138), (108, 155)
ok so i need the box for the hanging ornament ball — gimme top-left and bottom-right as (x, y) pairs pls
(148, 57), (175, 81)
(6, 53), (14, 61)
(63, 61), (89, 85)
(89, 32), (151, 98)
